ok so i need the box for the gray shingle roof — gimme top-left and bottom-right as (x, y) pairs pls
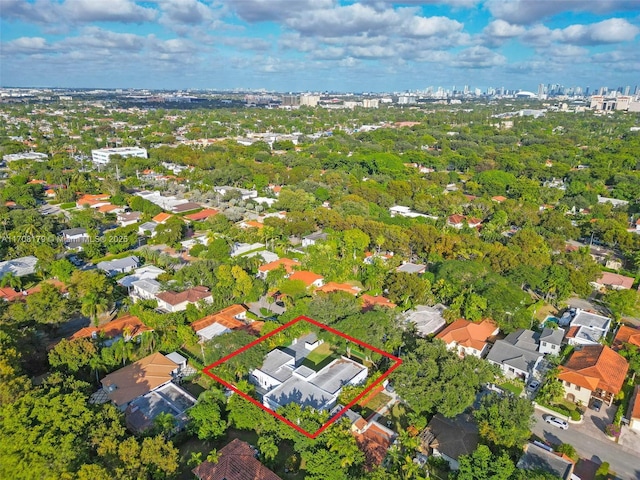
(486, 338), (542, 373)
(517, 443), (574, 480)
(540, 327), (564, 345)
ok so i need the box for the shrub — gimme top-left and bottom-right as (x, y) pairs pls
(556, 443), (578, 462)
(605, 424), (621, 438)
(569, 410), (581, 421)
(614, 404), (624, 426)
(596, 461), (610, 476)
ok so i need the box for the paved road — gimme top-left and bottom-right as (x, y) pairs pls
(532, 410), (640, 480)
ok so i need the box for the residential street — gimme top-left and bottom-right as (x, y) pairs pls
(531, 409), (640, 480)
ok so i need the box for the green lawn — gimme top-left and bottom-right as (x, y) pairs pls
(302, 342), (337, 371)
(359, 391), (392, 417)
(498, 381), (523, 396)
(374, 403), (411, 433)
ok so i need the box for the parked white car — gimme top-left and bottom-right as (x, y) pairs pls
(545, 416), (569, 430)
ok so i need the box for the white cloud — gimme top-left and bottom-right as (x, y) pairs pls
(487, 0), (640, 25)
(1, 37), (51, 54)
(227, 0), (334, 23)
(405, 16), (464, 38)
(558, 18), (639, 45)
(453, 46), (506, 68)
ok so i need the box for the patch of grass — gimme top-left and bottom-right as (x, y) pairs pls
(360, 391), (392, 411)
(498, 381), (523, 396)
(60, 202), (76, 209)
(302, 342), (337, 371)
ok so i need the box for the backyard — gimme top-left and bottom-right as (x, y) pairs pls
(302, 342), (337, 371)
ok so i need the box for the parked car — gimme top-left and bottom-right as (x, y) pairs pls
(545, 416), (569, 430)
(526, 380), (540, 392)
(590, 399), (603, 412)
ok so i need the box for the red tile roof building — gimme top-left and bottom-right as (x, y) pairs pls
(70, 314), (152, 341)
(257, 258), (301, 278)
(184, 208), (220, 222)
(192, 439), (282, 480)
(612, 325), (640, 351)
(288, 270), (324, 288)
(360, 294), (397, 311)
(435, 319), (499, 358)
(558, 345), (629, 406)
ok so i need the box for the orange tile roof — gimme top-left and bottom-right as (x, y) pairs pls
(288, 270), (324, 287)
(242, 220), (263, 229)
(98, 204), (119, 213)
(630, 385), (640, 420)
(152, 212), (173, 223)
(355, 423), (394, 469)
(435, 319), (499, 352)
(597, 272), (634, 289)
(192, 438), (282, 480)
(191, 304), (247, 333)
(448, 214), (465, 224)
(360, 294), (397, 310)
(70, 314), (152, 340)
(558, 345), (629, 395)
(258, 258), (301, 274)
(565, 326), (580, 339)
(317, 282), (360, 295)
(0, 287), (23, 302)
(613, 325), (640, 351)
(184, 208), (219, 221)
(156, 286), (211, 306)
(101, 352), (178, 407)
(28, 179), (47, 184)
(491, 195), (507, 202)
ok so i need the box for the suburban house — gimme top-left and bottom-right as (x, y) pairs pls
(170, 202), (202, 214)
(363, 251), (394, 265)
(396, 262), (427, 274)
(100, 352), (196, 434)
(190, 304), (249, 342)
(138, 221), (158, 237)
(184, 208), (219, 222)
(0, 255), (38, 279)
(435, 319), (499, 358)
(538, 327), (565, 355)
(517, 442), (576, 480)
(418, 413), (479, 470)
(288, 270), (324, 288)
(557, 344), (629, 406)
(627, 385), (640, 432)
(117, 265), (165, 291)
(251, 334), (368, 412)
(101, 352), (190, 409)
(316, 282), (361, 295)
(257, 258), (301, 280)
(360, 294), (397, 311)
(402, 304), (447, 336)
(116, 211), (142, 227)
(131, 279), (162, 302)
(59, 227), (90, 247)
(486, 329), (544, 381)
(76, 193), (110, 209)
(612, 324), (640, 351)
(96, 255), (140, 277)
(302, 231), (328, 247)
(591, 272), (634, 290)
(70, 314), (152, 345)
(343, 411), (397, 469)
(192, 438), (282, 480)
(565, 309), (612, 346)
(447, 214), (481, 229)
(155, 286), (213, 312)
(152, 212), (173, 224)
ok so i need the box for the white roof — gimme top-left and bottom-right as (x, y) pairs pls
(165, 352), (187, 365)
(196, 323), (231, 341)
(0, 255), (38, 278)
(118, 266), (165, 287)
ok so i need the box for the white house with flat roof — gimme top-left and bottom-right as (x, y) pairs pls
(91, 147), (147, 165)
(566, 309), (612, 346)
(251, 334), (368, 412)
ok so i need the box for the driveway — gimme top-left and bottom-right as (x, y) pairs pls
(532, 409), (640, 480)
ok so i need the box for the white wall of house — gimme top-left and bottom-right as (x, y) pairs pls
(252, 368), (288, 391)
(539, 341), (561, 355)
(562, 380), (592, 405)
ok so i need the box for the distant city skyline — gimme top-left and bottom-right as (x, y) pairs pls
(1, 1), (639, 91)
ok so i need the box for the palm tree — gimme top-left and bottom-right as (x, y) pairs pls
(81, 292), (110, 326)
(0, 271), (22, 291)
(113, 339), (134, 367)
(89, 354), (108, 385)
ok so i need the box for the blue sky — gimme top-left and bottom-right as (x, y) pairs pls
(1, 0), (639, 92)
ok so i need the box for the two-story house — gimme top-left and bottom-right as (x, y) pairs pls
(435, 319), (499, 358)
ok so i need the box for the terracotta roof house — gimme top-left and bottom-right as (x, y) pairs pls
(192, 438), (282, 480)
(152, 212), (173, 224)
(1, 279), (68, 302)
(76, 193), (110, 209)
(184, 208), (219, 222)
(70, 314), (152, 345)
(491, 195), (507, 203)
(288, 270), (324, 288)
(354, 421), (397, 469)
(101, 352), (181, 408)
(592, 272), (634, 290)
(257, 258), (301, 280)
(156, 286), (213, 313)
(98, 204), (124, 214)
(191, 304), (248, 341)
(447, 214), (466, 228)
(557, 345), (629, 406)
(628, 385), (640, 432)
(612, 325), (640, 351)
(360, 294), (397, 311)
(317, 282), (361, 295)
(435, 319), (499, 358)
(0, 287), (24, 302)
(239, 220), (264, 229)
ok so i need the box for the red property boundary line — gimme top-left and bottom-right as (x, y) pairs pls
(202, 315), (402, 439)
